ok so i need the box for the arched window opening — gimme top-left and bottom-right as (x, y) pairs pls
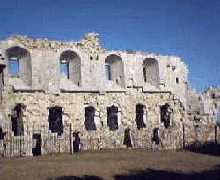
(60, 50), (81, 86)
(6, 46), (32, 85)
(160, 103), (172, 128)
(105, 55), (124, 86)
(136, 104), (146, 129)
(143, 58), (159, 87)
(107, 105), (119, 131)
(11, 104), (24, 136)
(48, 106), (63, 136)
(84, 106), (96, 131)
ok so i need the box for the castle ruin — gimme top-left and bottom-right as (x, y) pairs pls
(0, 33), (218, 157)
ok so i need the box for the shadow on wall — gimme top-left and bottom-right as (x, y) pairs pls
(185, 142), (220, 156)
(114, 166), (220, 180)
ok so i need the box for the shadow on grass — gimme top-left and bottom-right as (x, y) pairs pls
(48, 165), (220, 180)
(114, 165), (220, 180)
(47, 175), (103, 180)
(185, 142), (220, 156)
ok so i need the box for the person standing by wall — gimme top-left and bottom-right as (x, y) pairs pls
(73, 131), (81, 153)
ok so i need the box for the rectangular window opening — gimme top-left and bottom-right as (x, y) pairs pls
(11, 104), (24, 136)
(48, 107), (63, 136)
(85, 106), (96, 131)
(107, 106), (118, 131)
(136, 104), (146, 129)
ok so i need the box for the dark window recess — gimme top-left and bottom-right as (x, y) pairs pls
(212, 94), (216, 99)
(160, 103), (172, 128)
(152, 128), (160, 145)
(0, 127), (6, 140)
(8, 57), (19, 76)
(48, 106), (63, 136)
(11, 104), (24, 136)
(105, 63), (112, 80)
(107, 106), (119, 131)
(60, 59), (70, 79)
(84, 106), (96, 131)
(193, 115), (200, 122)
(217, 112), (220, 127)
(0, 66), (4, 103)
(176, 77), (179, 84)
(136, 104), (146, 129)
(32, 133), (41, 156)
(143, 67), (147, 82)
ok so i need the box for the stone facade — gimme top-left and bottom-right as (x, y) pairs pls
(187, 86), (219, 123)
(185, 86), (220, 147)
(0, 33), (217, 157)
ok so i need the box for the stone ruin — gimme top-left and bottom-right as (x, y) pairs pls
(0, 33), (218, 157)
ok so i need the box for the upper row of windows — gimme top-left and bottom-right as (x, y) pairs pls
(6, 46), (162, 87)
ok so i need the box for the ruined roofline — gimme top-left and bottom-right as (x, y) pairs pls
(0, 32), (105, 55)
(0, 33), (98, 45)
(3, 34), (78, 48)
(1, 33), (188, 68)
(2, 32), (102, 46)
(188, 85), (203, 96)
(203, 86), (220, 93)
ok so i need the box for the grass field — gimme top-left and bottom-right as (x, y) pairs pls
(0, 149), (220, 180)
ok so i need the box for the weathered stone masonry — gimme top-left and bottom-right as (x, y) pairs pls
(0, 32), (215, 157)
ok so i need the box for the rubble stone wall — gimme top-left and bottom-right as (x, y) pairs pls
(0, 33), (218, 157)
(0, 87), (185, 156)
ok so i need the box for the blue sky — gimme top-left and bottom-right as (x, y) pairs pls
(0, 0), (219, 92)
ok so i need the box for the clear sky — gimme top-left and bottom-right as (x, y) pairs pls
(0, 0), (219, 92)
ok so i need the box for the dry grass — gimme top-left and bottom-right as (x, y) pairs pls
(0, 149), (220, 180)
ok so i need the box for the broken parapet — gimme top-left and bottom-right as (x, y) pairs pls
(77, 32), (105, 60)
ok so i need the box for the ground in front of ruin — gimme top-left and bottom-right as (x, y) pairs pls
(1, 149), (220, 180)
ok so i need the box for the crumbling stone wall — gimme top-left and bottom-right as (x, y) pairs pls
(187, 86), (219, 125)
(203, 87), (220, 123)
(0, 85), (185, 157)
(1, 32), (211, 157)
(184, 121), (217, 147)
